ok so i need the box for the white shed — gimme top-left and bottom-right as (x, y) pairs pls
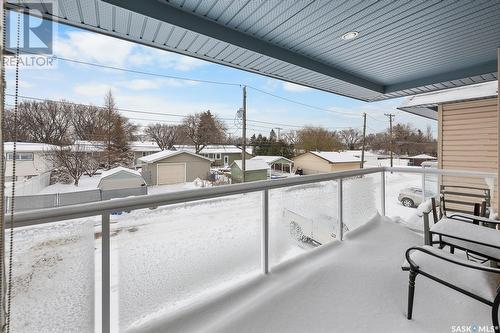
(98, 167), (146, 190)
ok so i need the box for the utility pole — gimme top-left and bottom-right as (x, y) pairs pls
(275, 127), (282, 141)
(384, 113), (395, 168)
(360, 113), (367, 168)
(241, 86), (247, 182)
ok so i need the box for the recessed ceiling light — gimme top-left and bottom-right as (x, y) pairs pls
(341, 31), (359, 40)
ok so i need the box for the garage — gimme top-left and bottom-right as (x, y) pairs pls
(139, 150), (211, 185)
(157, 163), (186, 185)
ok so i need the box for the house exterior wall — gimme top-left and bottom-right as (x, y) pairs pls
(5, 152), (52, 181)
(210, 152), (252, 166)
(438, 98), (498, 213)
(230, 165), (267, 183)
(329, 162), (361, 172)
(142, 153), (211, 185)
(293, 153), (331, 174)
(293, 153), (360, 174)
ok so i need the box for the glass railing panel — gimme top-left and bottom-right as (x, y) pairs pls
(269, 180), (338, 266)
(343, 173), (379, 234)
(115, 192), (261, 331)
(7, 217), (96, 332)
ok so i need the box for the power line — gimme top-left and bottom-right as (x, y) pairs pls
(7, 51), (389, 123)
(5, 93), (362, 132)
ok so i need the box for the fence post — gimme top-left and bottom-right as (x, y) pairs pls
(381, 171), (386, 216)
(261, 189), (269, 274)
(337, 178), (343, 241)
(101, 212), (111, 333)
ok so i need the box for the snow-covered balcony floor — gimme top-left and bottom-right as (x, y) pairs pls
(136, 216), (490, 333)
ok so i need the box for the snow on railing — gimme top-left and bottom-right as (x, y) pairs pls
(3, 166), (496, 333)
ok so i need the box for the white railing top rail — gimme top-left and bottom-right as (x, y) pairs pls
(5, 166), (496, 228)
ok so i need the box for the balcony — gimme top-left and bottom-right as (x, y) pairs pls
(5, 166), (497, 332)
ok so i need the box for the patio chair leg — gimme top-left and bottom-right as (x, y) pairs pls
(407, 269), (418, 320)
(449, 245), (454, 254)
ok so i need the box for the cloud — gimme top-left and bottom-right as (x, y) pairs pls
(55, 30), (208, 72)
(55, 31), (135, 67)
(282, 82), (312, 92)
(73, 83), (118, 98)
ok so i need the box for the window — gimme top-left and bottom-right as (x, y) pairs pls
(216, 153), (221, 160)
(6, 152), (34, 161)
(209, 153), (215, 159)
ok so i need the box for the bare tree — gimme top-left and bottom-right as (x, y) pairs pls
(145, 123), (181, 150)
(339, 128), (362, 150)
(6, 100), (73, 145)
(46, 147), (86, 186)
(182, 110), (227, 153)
(82, 152), (105, 177)
(296, 127), (343, 152)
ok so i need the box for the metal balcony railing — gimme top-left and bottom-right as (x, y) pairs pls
(3, 166), (497, 332)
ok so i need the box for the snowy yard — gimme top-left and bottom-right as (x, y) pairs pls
(8, 169), (440, 332)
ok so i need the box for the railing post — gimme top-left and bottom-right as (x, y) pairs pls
(101, 212), (111, 333)
(337, 178), (343, 241)
(421, 168), (426, 203)
(261, 189), (269, 274)
(381, 171), (386, 216)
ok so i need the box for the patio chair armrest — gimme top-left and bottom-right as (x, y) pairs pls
(448, 213), (500, 225)
(405, 246), (500, 274)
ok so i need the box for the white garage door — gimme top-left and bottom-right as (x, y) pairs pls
(157, 163), (186, 185)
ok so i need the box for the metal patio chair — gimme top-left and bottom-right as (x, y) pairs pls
(403, 246), (500, 333)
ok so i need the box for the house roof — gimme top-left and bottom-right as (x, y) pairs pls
(139, 150), (211, 163)
(397, 81), (498, 120)
(306, 151), (361, 164)
(174, 145), (252, 155)
(8, 1), (499, 102)
(407, 154), (437, 160)
(3, 142), (58, 152)
(100, 166), (143, 178)
(251, 156), (293, 164)
(231, 159), (270, 171)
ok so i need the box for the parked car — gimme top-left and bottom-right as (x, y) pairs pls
(398, 187), (427, 208)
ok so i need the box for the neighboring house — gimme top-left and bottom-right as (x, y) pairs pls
(130, 141), (162, 166)
(405, 154), (437, 166)
(230, 159), (269, 183)
(4, 142), (56, 182)
(97, 167), (146, 190)
(398, 80), (499, 212)
(139, 150), (211, 185)
(251, 156), (294, 174)
(293, 151), (361, 175)
(175, 145), (253, 167)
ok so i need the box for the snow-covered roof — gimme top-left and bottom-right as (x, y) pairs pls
(174, 145), (252, 155)
(344, 150), (378, 158)
(100, 166), (142, 178)
(408, 154), (437, 160)
(128, 141), (162, 152)
(308, 151), (361, 164)
(232, 159), (270, 171)
(251, 156), (293, 164)
(3, 142), (58, 152)
(139, 150), (211, 163)
(398, 81), (498, 120)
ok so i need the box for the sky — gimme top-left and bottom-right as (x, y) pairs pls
(5, 19), (437, 139)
